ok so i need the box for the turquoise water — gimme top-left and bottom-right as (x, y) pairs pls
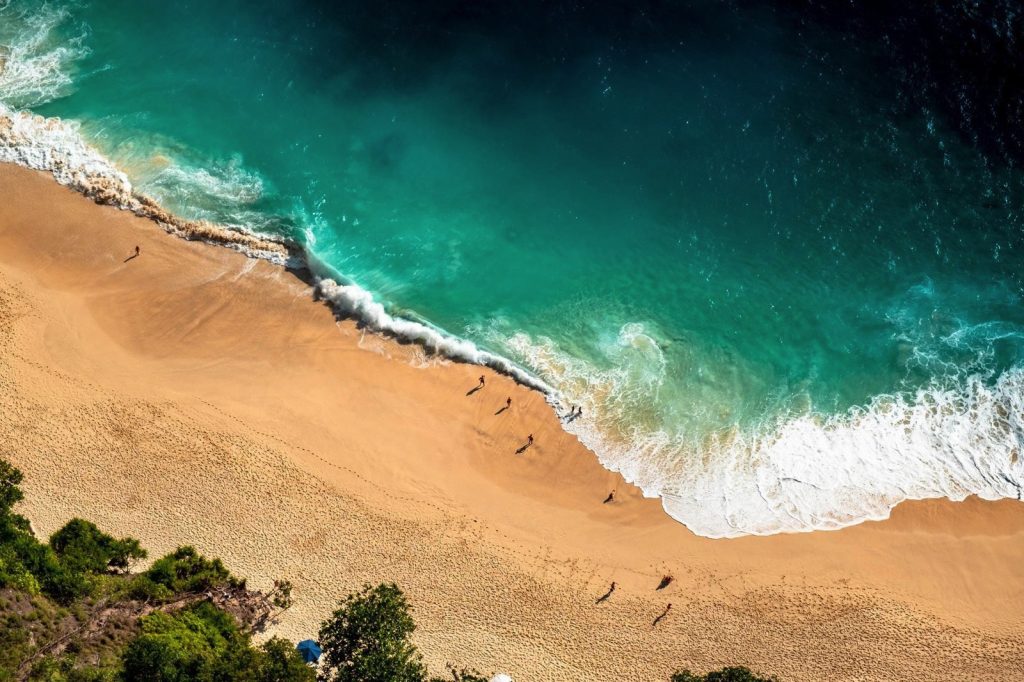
(2, 0), (1022, 536)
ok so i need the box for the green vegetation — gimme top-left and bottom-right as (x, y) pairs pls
(49, 519), (147, 576)
(318, 583), (425, 682)
(126, 546), (240, 602)
(1, 456), (781, 681)
(0, 458), (307, 681)
(121, 602), (313, 682)
(672, 666), (779, 682)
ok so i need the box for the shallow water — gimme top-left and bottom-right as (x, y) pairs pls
(2, 0), (1022, 536)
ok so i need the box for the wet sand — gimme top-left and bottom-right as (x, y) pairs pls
(1, 163), (1022, 680)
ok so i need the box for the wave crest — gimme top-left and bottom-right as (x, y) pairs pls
(0, 0), (88, 108)
(0, 103), (293, 263)
(315, 278), (552, 393)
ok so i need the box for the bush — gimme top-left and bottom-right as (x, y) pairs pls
(142, 547), (239, 595)
(0, 461), (24, 516)
(672, 666), (778, 682)
(121, 601), (246, 681)
(49, 520), (146, 575)
(9, 534), (86, 606)
(0, 544), (41, 595)
(318, 583), (425, 682)
(121, 602), (312, 682)
(124, 576), (172, 603)
(257, 637), (316, 682)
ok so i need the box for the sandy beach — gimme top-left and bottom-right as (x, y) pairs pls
(1, 162), (1022, 680)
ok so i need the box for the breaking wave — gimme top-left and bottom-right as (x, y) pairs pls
(506, 328), (1023, 537)
(2, 0), (1021, 538)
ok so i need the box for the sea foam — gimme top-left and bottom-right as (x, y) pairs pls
(2, 1), (1020, 539)
(0, 100), (551, 394)
(509, 328), (1024, 537)
(315, 279), (553, 393)
(4, 94), (1020, 539)
(0, 0), (86, 109)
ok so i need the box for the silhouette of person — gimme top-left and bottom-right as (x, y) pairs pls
(527, 434), (534, 445)
(134, 245), (140, 256)
(506, 397), (512, 408)
(478, 375), (485, 387)
(603, 491), (615, 504)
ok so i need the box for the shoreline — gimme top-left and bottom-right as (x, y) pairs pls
(0, 104), (555, 396)
(4, 106), (1021, 541)
(2, 162), (1023, 680)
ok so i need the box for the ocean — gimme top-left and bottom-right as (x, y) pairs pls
(1, 0), (1021, 537)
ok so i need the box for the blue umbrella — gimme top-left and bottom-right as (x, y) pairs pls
(296, 639), (322, 663)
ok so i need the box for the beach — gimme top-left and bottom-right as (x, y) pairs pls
(1, 162), (1022, 680)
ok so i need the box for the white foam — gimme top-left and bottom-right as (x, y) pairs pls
(0, 101), (297, 265)
(0, 0), (87, 108)
(315, 279), (553, 393)
(0, 101), (134, 199)
(505, 328), (1023, 537)
(3, 4), (1020, 539)
(151, 158), (261, 203)
(672, 369), (1024, 537)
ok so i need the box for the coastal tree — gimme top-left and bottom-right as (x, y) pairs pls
(257, 637), (317, 682)
(49, 518), (147, 574)
(117, 607), (315, 682)
(0, 460), (25, 516)
(0, 459), (31, 538)
(317, 583), (425, 682)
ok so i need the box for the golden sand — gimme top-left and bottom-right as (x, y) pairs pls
(1, 163), (1022, 680)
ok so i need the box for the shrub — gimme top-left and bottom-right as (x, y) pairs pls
(672, 666), (779, 682)
(121, 601), (244, 681)
(0, 461), (24, 516)
(318, 583), (425, 682)
(9, 534), (86, 605)
(257, 637), (316, 682)
(0, 545), (41, 595)
(121, 601), (312, 682)
(124, 575), (172, 603)
(49, 520), (146, 575)
(139, 547), (239, 597)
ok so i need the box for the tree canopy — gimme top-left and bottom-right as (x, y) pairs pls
(672, 666), (779, 682)
(318, 583), (425, 682)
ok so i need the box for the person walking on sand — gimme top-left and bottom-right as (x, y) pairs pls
(134, 245), (140, 257)
(506, 397), (512, 409)
(478, 375), (485, 388)
(528, 434), (534, 445)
